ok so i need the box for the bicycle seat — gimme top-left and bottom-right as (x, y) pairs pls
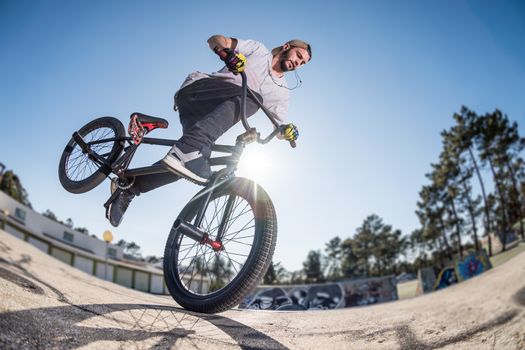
(130, 112), (169, 131)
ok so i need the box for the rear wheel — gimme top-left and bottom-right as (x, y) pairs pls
(58, 117), (125, 194)
(163, 177), (277, 313)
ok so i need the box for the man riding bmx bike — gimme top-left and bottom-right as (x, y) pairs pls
(106, 34), (312, 227)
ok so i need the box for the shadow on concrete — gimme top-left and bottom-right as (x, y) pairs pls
(0, 303), (290, 349)
(1, 240), (523, 350)
(0, 252), (289, 349)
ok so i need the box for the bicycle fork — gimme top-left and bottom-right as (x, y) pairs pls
(173, 179), (236, 252)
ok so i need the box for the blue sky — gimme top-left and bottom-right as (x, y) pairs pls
(1, 0), (524, 271)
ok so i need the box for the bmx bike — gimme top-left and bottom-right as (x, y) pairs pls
(58, 72), (295, 313)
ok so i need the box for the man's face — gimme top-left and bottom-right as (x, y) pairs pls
(279, 46), (311, 72)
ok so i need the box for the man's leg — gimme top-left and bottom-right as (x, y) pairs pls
(164, 94), (260, 182)
(107, 79), (260, 225)
(106, 163), (180, 227)
(133, 162), (180, 194)
(175, 79), (246, 126)
(163, 79), (260, 182)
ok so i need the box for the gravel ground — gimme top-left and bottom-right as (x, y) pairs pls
(0, 229), (524, 350)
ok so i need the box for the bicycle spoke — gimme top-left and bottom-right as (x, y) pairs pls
(223, 237), (254, 246)
(221, 251), (248, 257)
(221, 250), (239, 275)
(177, 241), (199, 266)
(177, 245), (196, 254)
(201, 251), (214, 291)
(199, 248), (216, 293)
(179, 250), (207, 279)
(224, 234), (254, 241)
(183, 245), (206, 291)
(222, 219), (255, 244)
(218, 251), (245, 268)
(222, 202), (252, 236)
(67, 157), (85, 178)
(223, 196), (244, 234)
(178, 249), (206, 264)
(174, 186), (261, 296)
(222, 220), (255, 239)
(219, 256), (235, 283)
(211, 196), (227, 234)
(68, 150), (86, 164)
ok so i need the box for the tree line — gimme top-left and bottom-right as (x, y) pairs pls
(264, 214), (409, 285)
(413, 107), (524, 267)
(264, 107), (525, 285)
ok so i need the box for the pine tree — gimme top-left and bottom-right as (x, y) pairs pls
(0, 170), (32, 208)
(302, 250), (324, 283)
(324, 236), (342, 280)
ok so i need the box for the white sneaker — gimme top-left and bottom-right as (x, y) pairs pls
(162, 141), (211, 183)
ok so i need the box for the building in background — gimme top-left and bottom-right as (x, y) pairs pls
(0, 191), (203, 294)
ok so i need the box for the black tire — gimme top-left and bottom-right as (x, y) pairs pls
(163, 177), (277, 313)
(59, 117), (125, 194)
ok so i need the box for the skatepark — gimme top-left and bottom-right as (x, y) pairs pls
(2, 2), (525, 349)
(1, 228), (524, 349)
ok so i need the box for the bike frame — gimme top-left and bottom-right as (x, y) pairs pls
(74, 72), (291, 247)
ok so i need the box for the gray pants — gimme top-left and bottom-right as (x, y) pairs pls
(133, 78), (261, 193)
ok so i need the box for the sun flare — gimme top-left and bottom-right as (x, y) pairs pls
(236, 144), (272, 184)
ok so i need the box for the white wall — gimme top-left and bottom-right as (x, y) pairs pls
(116, 268), (133, 288)
(151, 275), (165, 294)
(134, 271), (149, 292)
(5, 224), (25, 240)
(51, 247), (73, 265)
(28, 237), (49, 254)
(0, 191), (123, 259)
(95, 262), (114, 282)
(74, 255), (94, 275)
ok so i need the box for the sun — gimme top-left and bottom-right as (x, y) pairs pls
(236, 144), (272, 183)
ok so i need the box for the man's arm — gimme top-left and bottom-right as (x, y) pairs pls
(207, 35), (238, 53)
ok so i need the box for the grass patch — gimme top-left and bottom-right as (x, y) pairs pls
(490, 242), (525, 267)
(397, 280), (417, 300)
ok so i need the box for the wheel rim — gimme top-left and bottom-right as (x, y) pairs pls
(65, 126), (117, 182)
(175, 193), (256, 296)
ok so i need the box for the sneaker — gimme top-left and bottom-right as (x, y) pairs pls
(106, 189), (136, 227)
(162, 141), (211, 183)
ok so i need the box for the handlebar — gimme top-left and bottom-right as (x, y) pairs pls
(239, 72), (296, 148)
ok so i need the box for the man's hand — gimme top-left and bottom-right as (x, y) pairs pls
(215, 48), (246, 74)
(281, 123), (299, 141)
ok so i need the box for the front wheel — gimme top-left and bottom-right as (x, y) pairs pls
(163, 177), (277, 313)
(58, 117), (125, 194)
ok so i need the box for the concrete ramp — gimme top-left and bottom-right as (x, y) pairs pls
(1, 230), (524, 349)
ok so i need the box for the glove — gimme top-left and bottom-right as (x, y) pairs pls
(216, 48), (247, 74)
(281, 123), (299, 141)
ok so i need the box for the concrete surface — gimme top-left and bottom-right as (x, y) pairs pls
(1, 229), (524, 349)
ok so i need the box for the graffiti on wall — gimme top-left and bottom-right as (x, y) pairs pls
(433, 266), (457, 290)
(416, 267), (436, 295)
(238, 277), (397, 311)
(427, 250), (493, 292)
(455, 251), (492, 282)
